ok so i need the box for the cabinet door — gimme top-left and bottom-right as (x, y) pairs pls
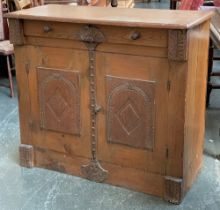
(96, 52), (169, 174)
(24, 46), (91, 158)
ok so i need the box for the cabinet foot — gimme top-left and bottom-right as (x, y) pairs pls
(19, 144), (34, 168)
(164, 176), (183, 204)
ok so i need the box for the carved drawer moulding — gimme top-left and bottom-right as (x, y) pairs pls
(106, 76), (156, 150)
(37, 67), (81, 135)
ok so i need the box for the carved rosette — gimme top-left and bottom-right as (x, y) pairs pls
(77, 25), (105, 49)
(78, 25), (108, 182)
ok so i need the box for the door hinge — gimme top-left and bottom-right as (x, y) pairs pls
(28, 120), (34, 130)
(25, 61), (30, 75)
(167, 80), (171, 92)
(166, 148), (169, 159)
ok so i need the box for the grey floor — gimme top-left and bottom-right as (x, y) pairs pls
(1, 1), (220, 209)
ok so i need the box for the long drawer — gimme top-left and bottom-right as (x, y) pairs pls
(23, 20), (168, 48)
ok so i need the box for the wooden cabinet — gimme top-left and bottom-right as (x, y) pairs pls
(6, 5), (213, 204)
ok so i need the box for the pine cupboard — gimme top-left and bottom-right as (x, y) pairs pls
(5, 5), (213, 204)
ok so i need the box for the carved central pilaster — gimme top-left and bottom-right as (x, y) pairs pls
(78, 25), (108, 182)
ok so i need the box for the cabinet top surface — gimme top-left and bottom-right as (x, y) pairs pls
(5, 4), (213, 29)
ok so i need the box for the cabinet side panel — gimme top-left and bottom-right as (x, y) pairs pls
(183, 21), (210, 193)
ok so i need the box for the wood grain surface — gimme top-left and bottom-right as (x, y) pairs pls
(5, 5), (213, 29)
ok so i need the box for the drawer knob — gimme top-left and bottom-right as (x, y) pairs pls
(130, 32), (140, 40)
(43, 25), (52, 33)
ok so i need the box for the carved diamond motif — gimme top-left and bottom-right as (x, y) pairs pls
(47, 88), (68, 121)
(117, 100), (140, 135)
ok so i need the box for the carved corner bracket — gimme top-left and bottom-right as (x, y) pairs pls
(19, 144), (34, 168)
(8, 19), (25, 45)
(168, 30), (188, 61)
(164, 176), (183, 204)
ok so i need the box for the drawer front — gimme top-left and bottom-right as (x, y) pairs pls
(23, 20), (168, 48)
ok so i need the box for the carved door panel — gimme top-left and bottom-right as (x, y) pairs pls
(37, 67), (80, 135)
(106, 76), (155, 150)
(25, 46), (91, 158)
(96, 52), (169, 174)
